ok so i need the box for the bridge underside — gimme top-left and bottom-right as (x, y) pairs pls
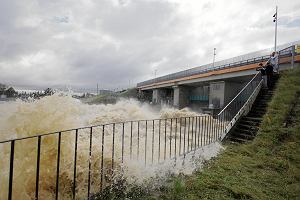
(144, 74), (253, 114)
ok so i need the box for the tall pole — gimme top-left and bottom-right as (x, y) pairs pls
(273, 6), (278, 52)
(97, 83), (99, 95)
(213, 48), (216, 67)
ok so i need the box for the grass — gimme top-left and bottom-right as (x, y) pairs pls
(140, 68), (300, 200)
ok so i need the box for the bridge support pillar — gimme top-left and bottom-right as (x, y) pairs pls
(173, 85), (189, 109)
(152, 88), (173, 105)
(152, 89), (164, 104)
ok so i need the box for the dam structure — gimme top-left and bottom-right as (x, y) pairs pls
(137, 41), (300, 113)
(0, 42), (299, 199)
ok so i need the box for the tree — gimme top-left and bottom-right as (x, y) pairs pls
(0, 83), (6, 95)
(44, 88), (54, 96)
(4, 87), (17, 97)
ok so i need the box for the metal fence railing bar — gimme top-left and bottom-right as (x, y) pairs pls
(0, 114), (224, 199)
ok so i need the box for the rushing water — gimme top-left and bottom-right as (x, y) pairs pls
(0, 94), (223, 199)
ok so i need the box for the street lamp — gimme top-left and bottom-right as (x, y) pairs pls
(273, 6), (278, 52)
(212, 48), (216, 68)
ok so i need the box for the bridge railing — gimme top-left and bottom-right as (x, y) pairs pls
(137, 41), (299, 88)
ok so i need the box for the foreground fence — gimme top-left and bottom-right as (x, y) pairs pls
(0, 115), (225, 200)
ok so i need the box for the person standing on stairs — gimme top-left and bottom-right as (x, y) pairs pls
(265, 61), (274, 89)
(269, 51), (279, 73)
(256, 63), (267, 88)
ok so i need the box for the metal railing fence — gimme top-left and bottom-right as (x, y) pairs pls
(0, 114), (224, 200)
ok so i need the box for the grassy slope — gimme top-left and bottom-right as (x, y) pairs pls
(145, 68), (300, 200)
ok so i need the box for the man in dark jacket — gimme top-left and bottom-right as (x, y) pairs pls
(265, 61), (274, 89)
(256, 63), (267, 87)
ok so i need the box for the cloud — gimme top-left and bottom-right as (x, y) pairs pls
(0, 0), (299, 90)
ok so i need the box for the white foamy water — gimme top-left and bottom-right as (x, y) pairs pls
(0, 94), (223, 199)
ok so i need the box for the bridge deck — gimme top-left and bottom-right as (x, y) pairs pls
(138, 55), (300, 90)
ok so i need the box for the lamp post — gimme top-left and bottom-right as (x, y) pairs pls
(212, 48), (216, 68)
(97, 83), (99, 95)
(273, 6), (278, 52)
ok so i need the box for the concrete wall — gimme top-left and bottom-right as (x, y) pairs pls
(189, 85), (209, 108)
(209, 81), (225, 109)
(208, 81), (244, 109)
(224, 82), (245, 105)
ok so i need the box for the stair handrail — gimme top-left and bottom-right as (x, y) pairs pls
(217, 71), (263, 139)
(218, 71), (261, 114)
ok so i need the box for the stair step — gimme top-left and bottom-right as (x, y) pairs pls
(254, 104), (269, 108)
(248, 114), (265, 118)
(238, 120), (261, 126)
(249, 110), (266, 114)
(258, 98), (272, 101)
(233, 128), (257, 135)
(249, 109), (266, 113)
(228, 137), (249, 143)
(253, 107), (267, 110)
(236, 123), (259, 130)
(235, 133), (256, 139)
(242, 117), (263, 121)
(248, 112), (266, 116)
(257, 98), (272, 100)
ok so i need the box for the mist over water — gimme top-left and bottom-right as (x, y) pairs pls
(0, 94), (223, 199)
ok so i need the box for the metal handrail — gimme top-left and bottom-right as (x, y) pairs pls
(216, 71), (263, 139)
(218, 71), (260, 115)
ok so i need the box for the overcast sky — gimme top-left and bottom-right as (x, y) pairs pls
(0, 0), (300, 90)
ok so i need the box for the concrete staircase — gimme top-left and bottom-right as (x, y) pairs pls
(226, 75), (279, 143)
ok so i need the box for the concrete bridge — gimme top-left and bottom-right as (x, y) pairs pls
(137, 41), (300, 113)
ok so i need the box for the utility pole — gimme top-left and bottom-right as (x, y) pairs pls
(97, 83), (99, 95)
(212, 48), (216, 67)
(273, 6), (278, 52)
(154, 69), (158, 78)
